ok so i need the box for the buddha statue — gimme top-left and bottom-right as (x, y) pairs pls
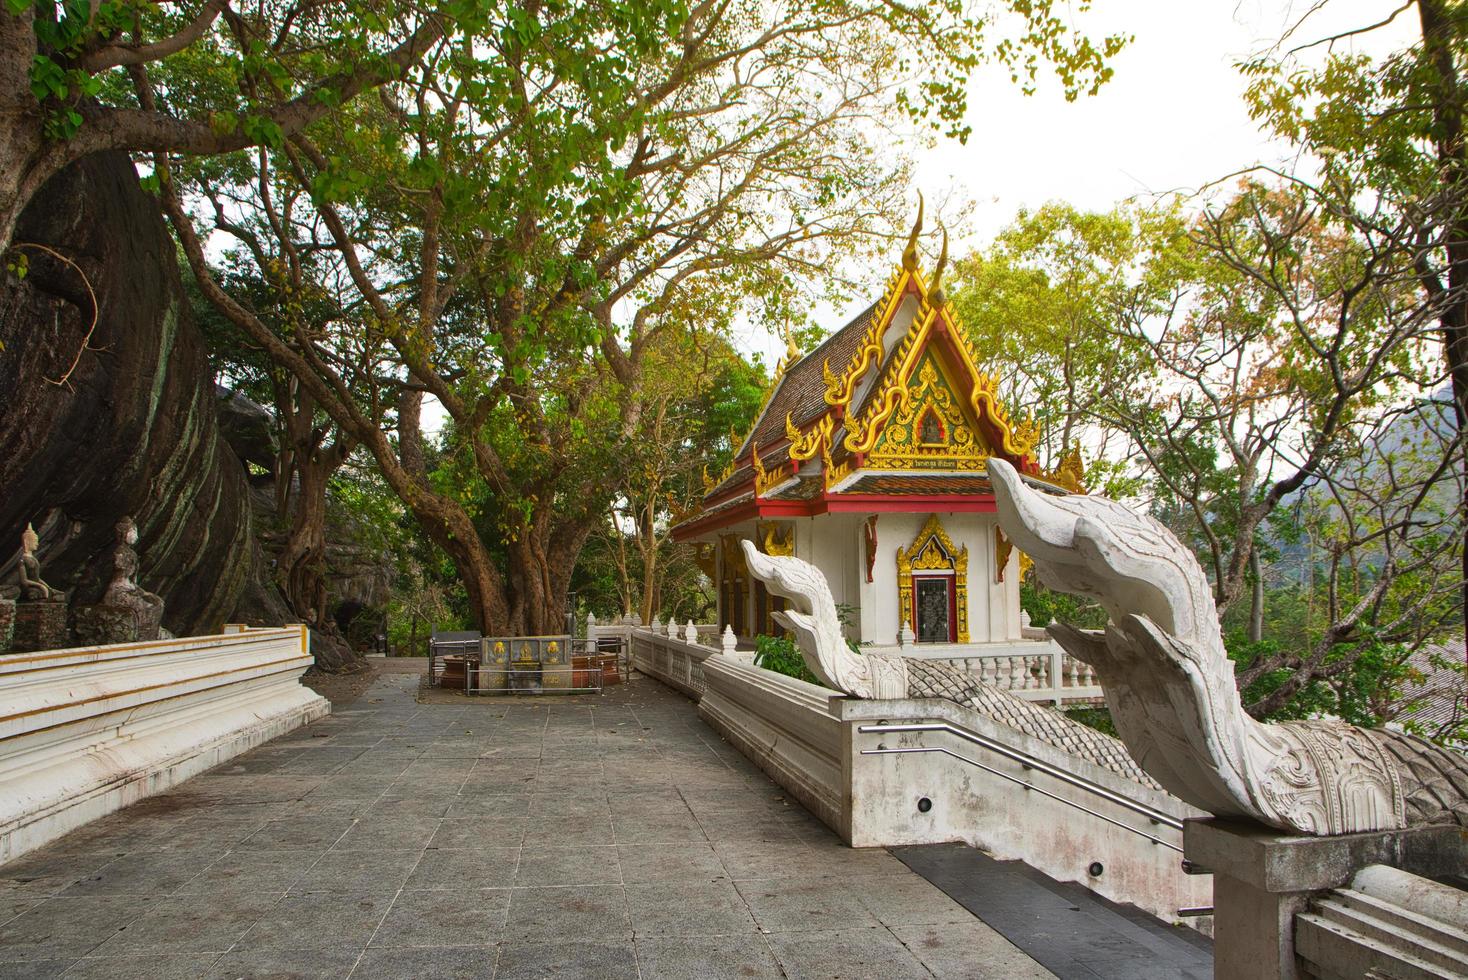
(102, 517), (164, 639)
(17, 524), (61, 602)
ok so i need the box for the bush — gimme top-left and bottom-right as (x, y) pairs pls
(752, 634), (820, 685)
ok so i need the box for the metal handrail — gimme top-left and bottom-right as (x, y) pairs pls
(857, 721), (1185, 852)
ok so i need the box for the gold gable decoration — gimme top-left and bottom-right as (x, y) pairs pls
(786, 413), (834, 463)
(1050, 446), (1087, 494)
(839, 274), (1037, 464)
(867, 354), (989, 471)
(758, 521), (794, 557)
(895, 514), (969, 643)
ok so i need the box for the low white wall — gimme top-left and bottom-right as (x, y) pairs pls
(698, 654), (847, 835)
(0, 624), (329, 864)
(641, 625), (1210, 925)
(838, 697), (1212, 924)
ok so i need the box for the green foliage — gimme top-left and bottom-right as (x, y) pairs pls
(753, 634), (820, 686)
(1020, 582), (1106, 631)
(1063, 706), (1116, 738)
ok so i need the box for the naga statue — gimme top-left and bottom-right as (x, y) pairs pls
(740, 539), (1157, 789)
(985, 458), (1467, 835)
(17, 523), (62, 602)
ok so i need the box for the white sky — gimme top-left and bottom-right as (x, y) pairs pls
(731, 0), (1420, 368)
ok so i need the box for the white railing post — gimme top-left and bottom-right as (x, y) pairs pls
(1050, 646), (1063, 706)
(721, 625), (736, 655)
(684, 621), (697, 645)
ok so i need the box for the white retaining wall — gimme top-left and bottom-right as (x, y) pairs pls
(0, 624), (329, 863)
(620, 624), (1211, 925)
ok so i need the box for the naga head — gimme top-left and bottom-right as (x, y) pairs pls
(740, 540), (909, 698)
(986, 458), (1226, 667)
(740, 540), (846, 688)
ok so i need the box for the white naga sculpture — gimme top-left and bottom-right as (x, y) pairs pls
(741, 539), (1153, 788)
(985, 458), (1468, 835)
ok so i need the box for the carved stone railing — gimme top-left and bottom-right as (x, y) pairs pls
(926, 648), (1103, 705)
(625, 625), (718, 700)
(0, 625), (328, 864)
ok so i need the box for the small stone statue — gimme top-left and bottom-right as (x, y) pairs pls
(18, 524), (61, 602)
(102, 517), (164, 640)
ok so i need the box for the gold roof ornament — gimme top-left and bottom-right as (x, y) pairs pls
(901, 192), (925, 273)
(927, 225), (949, 309)
(1052, 446), (1087, 494)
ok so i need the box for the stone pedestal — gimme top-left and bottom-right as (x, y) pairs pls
(71, 604), (142, 647)
(0, 599), (14, 654)
(12, 602), (68, 653)
(1184, 818), (1468, 980)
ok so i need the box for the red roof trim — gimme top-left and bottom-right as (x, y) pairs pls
(672, 492), (1000, 539)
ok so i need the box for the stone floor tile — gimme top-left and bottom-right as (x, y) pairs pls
(515, 845), (620, 887)
(238, 814), (359, 851)
(711, 839), (821, 880)
(0, 957), (73, 978)
(53, 951), (221, 979)
(351, 945), (495, 979)
(736, 877), (881, 934)
(60, 848), (216, 896)
(177, 849), (316, 894)
(334, 814), (442, 851)
(406, 848), (519, 890)
(849, 873), (975, 926)
(368, 888), (509, 948)
(205, 946), (363, 979)
(623, 879), (757, 938)
(88, 890), (282, 953)
(889, 920), (1058, 979)
(527, 813), (613, 845)
(492, 939), (638, 980)
(634, 933), (785, 979)
(291, 848), (421, 894)
(766, 925), (933, 980)
(614, 843), (726, 884)
(503, 885), (630, 941)
(430, 817), (520, 850)
(234, 891), (392, 949)
(610, 813), (708, 844)
(0, 894), (142, 955)
(0, 850), (115, 896)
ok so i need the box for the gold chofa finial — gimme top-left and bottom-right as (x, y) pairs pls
(901, 192), (925, 272)
(928, 225), (949, 306)
(784, 326), (799, 366)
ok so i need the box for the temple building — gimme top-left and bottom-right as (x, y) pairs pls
(671, 222), (1084, 654)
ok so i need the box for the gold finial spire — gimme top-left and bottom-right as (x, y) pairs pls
(928, 225), (949, 307)
(783, 326), (799, 366)
(901, 192), (925, 272)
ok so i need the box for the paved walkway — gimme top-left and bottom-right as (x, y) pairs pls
(0, 671), (1052, 979)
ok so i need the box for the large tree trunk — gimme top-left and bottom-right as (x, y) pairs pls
(276, 456), (334, 627)
(1418, 0), (1468, 668)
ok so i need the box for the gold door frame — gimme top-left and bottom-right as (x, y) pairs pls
(896, 514), (969, 643)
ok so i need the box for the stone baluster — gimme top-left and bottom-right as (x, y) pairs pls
(721, 625), (737, 655)
(1008, 656), (1026, 690)
(978, 658), (994, 687)
(649, 616), (660, 637)
(684, 621), (697, 645)
(585, 613), (597, 654)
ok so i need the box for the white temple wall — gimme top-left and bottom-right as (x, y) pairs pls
(708, 508), (1023, 646)
(854, 511), (1015, 646)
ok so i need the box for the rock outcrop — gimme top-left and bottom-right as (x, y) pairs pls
(0, 152), (350, 663)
